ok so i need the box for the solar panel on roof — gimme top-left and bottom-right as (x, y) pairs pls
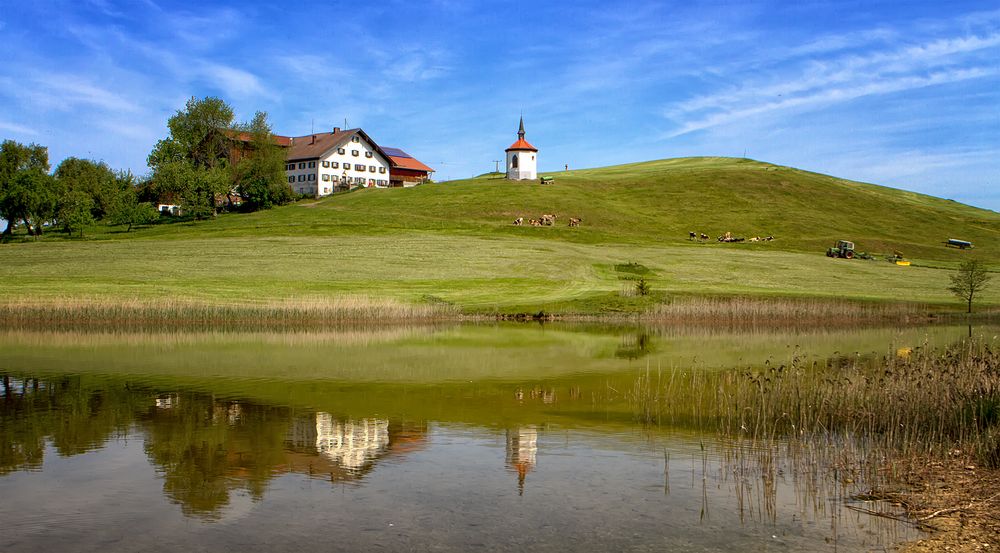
(382, 147), (412, 158)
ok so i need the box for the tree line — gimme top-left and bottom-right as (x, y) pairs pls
(0, 96), (292, 240)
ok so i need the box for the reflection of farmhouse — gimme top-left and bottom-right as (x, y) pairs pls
(233, 127), (434, 197)
(286, 413), (427, 477)
(505, 426), (538, 495)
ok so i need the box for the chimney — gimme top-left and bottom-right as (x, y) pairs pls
(310, 135), (316, 144)
(333, 126), (341, 133)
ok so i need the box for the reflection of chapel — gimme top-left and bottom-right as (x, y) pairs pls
(505, 117), (538, 180)
(505, 426), (538, 495)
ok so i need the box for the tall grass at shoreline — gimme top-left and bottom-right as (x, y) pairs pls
(641, 295), (927, 323)
(631, 339), (1000, 469)
(0, 296), (458, 328)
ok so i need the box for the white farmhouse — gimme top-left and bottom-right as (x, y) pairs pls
(284, 128), (393, 197)
(505, 116), (538, 180)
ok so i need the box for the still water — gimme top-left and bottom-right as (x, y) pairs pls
(0, 323), (987, 552)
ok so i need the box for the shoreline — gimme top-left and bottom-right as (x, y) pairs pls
(892, 458), (1000, 551)
(1, 295), (992, 329)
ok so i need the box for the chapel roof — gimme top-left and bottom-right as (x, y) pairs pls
(505, 138), (537, 152)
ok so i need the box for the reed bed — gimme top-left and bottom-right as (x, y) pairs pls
(642, 296), (926, 324)
(0, 296), (459, 328)
(631, 338), (1000, 469)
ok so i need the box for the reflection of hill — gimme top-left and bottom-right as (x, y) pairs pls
(0, 375), (427, 519)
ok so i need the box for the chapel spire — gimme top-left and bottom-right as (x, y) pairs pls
(517, 116), (525, 140)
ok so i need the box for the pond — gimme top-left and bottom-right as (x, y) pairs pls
(0, 323), (990, 552)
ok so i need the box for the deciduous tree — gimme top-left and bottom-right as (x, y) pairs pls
(148, 97), (236, 219)
(0, 140), (50, 239)
(58, 190), (94, 238)
(231, 111), (291, 210)
(948, 260), (992, 314)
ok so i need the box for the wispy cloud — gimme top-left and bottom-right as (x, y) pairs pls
(198, 62), (270, 100)
(0, 121), (36, 135)
(15, 72), (143, 113)
(665, 30), (1000, 137)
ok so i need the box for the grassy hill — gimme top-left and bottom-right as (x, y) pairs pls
(1, 157), (997, 315)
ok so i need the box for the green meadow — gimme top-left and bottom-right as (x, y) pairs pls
(1, 157), (998, 315)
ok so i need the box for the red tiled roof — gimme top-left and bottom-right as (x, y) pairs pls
(505, 138), (537, 152)
(223, 129), (293, 147)
(286, 129), (359, 161)
(388, 155), (434, 173)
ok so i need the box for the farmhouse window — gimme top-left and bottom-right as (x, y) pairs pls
(308, 161), (316, 168)
(365, 151), (373, 158)
(352, 136), (360, 143)
(298, 175), (305, 182)
(298, 162), (306, 169)
(322, 174), (330, 182)
(322, 161), (329, 168)
(323, 188), (329, 194)
(330, 162), (338, 168)
(355, 164), (364, 171)
(338, 148), (345, 154)
(369, 166), (375, 172)
(287, 176), (294, 183)
(308, 174), (315, 181)
(379, 167), (386, 174)
(285, 164), (294, 171)
(352, 150), (359, 156)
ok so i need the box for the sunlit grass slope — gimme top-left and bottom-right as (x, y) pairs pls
(1, 157), (997, 314)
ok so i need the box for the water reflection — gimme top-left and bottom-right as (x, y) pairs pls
(505, 426), (538, 495)
(2, 323), (993, 551)
(0, 376), (428, 520)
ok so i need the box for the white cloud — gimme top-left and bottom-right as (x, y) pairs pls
(0, 121), (36, 135)
(15, 72), (143, 113)
(665, 29), (1000, 137)
(199, 62), (270, 100)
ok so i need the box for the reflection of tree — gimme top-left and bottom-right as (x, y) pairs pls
(0, 374), (151, 474)
(1, 373), (429, 520)
(615, 332), (653, 360)
(139, 395), (292, 519)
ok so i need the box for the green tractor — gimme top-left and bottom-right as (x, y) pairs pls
(826, 240), (855, 259)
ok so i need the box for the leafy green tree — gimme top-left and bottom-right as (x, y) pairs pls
(0, 140), (50, 239)
(4, 169), (61, 238)
(54, 157), (119, 218)
(58, 189), (95, 237)
(231, 111), (292, 210)
(107, 184), (159, 232)
(108, 170), (150, 230)
(148, 97), (236, 219)
(948, 260), (992, 314)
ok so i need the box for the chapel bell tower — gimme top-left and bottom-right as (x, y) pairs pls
(505, 116), (538, 180)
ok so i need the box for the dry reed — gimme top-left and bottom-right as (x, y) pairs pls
(0, 296), (458, 328)
(642, 296), (925, 324)
(631, 338), (1000, 469)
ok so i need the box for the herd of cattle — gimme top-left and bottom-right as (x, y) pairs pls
(513, 215), (582, 227)
(690, 231), (775, 243)
(508, 218), (771, 240)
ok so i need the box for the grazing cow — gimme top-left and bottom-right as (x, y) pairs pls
(749, 236), (760, 242)
(569, 217), (581, 227)
(540, 214), (556, 226)
(699, 233), (709, 241)
(513, 217), (523, 226)
(689, 231), (696, 240)
(529, 219), (541, 226)
(764, 236), (774, 241)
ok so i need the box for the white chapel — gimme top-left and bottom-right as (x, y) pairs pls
(505, 116), (538, 180)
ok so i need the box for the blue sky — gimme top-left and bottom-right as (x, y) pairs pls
(0, 0), (997, 210)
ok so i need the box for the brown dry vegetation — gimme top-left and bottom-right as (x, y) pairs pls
(631, 338), (1000, 548)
